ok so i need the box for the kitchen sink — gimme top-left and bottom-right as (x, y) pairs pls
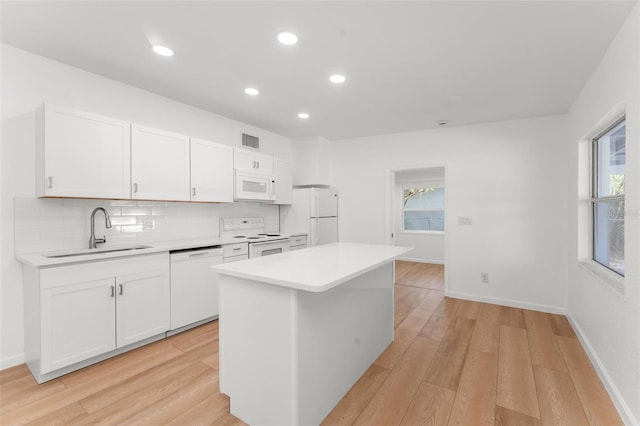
(44, 245), (152, 258)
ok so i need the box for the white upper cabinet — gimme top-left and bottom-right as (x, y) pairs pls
(190, 138), (234, 202)
(234, 147), (274, 175)
(274, 158), (292, 205)
(131, 125), (190, 201)
(36, 104), (131, 199)
(35, 104), (285, 203)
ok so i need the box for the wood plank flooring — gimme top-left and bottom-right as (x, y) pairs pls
(0, 260), (622, 425)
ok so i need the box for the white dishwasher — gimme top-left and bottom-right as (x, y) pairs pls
(170, 245), (223, 332)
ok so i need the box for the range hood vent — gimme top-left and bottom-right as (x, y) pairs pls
(242, 133), (260, 149)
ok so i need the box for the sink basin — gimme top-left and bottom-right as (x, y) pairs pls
(44, 245), (152, 258)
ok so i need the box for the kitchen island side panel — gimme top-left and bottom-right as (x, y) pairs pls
(219, 276), (298, 425)
(297, 262), (394, 425)
(219, 261), (395, 426)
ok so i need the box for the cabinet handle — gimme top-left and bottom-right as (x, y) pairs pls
(119, 284), (124, 295)
(133, 183), (138, 193)
(233, 247), (241, 251)
(256, 161), (260, 169)
(110, 286), (115, 298)
(47, 176), (53, 189)
(252, 161), (256, 168)
(192, 187), (196, 197)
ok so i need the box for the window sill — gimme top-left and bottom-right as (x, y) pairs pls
(399, 231), (445, 236)
(578, 260), (625, 296)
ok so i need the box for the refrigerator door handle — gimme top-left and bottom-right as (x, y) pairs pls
(313, 190), (320, 218)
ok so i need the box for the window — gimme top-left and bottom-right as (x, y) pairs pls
(592, 117), (625, 276)
(403, 187), (444, 232)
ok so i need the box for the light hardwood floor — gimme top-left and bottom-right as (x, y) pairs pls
(0, 261), (622, 425)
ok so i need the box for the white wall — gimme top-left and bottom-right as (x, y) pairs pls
(331, 115), (569, 312)
(292, 136), (332, 187)
(394, 169), (445, 264)
(567, 4), (639, 424)
(0, 45), (292, 368)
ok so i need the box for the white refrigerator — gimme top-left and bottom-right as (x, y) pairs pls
(280, 188), (338, 246)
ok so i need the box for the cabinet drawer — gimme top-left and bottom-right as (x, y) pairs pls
(40, 253), (169, 289)
(223, 243), (248, 258)
(223, 254), (249, 263)
(291, 235), (307, 247)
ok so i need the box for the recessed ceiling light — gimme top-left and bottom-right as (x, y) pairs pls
(329, 74), (346, 84)
(277, 32), (298, 45)
(244, 87), (260, 96)
(297, 112), (310, 119)
(152, 45), (174, 57)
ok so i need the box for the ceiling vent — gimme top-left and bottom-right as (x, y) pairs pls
(242, 133), (260, 150)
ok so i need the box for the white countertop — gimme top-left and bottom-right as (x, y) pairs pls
(213, 242), (412, 292)
(16, 236), (244, 267)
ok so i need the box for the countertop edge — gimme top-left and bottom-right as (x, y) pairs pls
(16, 237), (243, 267)
(213, 244), (413, 292)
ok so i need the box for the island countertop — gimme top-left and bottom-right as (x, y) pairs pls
(212, 242), (412, 292)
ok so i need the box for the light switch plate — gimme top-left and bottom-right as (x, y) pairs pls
(457, 216), (473, 226)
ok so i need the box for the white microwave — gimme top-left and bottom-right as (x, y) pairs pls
(234, 171), (277, 202)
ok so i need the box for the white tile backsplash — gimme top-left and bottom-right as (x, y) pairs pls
(14, 197), (280, 253)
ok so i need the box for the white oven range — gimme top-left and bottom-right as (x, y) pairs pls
(220, 217), (290, 258)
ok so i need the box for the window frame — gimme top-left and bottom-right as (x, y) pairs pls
(401, 186), (445, 234)
(590, 116), (625, 277)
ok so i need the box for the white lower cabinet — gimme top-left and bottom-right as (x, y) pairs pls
(116, 270), (170, 348)
(24, 253), (170, 383)
(40, 278), (116, 374)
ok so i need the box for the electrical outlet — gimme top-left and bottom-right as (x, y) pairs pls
(481, 272), (489, 283)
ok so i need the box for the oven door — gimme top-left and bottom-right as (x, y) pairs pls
(234, 171), (276, 202)
(249, 239), (291, 258)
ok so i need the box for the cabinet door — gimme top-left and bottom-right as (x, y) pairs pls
(116, 269), (170, 348)
(131, 125), (190, 201)
(37, 104), (131, 199)
(234, 148), (274, 175)
(190, 138), (233, 202)
(274, 158), (292, 205)
(40, 278), (116, 373)
(253, 152), (274, 175)
(233, 148), (257, 172)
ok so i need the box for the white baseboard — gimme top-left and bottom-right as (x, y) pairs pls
(566, 314), (638, 426)
(1, 353), (25, 370)
(397, 257), (444, 265)
(446, 291), (567, 315)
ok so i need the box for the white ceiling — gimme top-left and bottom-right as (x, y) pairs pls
(1, 1), (636, 140)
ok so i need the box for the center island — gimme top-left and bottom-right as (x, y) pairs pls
(212, 242), (412, 426)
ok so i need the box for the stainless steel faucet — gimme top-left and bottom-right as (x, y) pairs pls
(89, 207), (112, 249)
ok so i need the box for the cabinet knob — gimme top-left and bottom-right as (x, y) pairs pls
(47, 176), (53, 189)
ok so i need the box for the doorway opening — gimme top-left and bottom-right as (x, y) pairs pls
(385, 165), (449, 294)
